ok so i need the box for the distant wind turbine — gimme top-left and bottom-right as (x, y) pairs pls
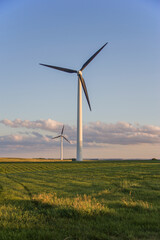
(40, 43), (108, 161)
(52, 125), (70, 160)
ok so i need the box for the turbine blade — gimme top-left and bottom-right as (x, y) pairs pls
(61, 125), (64, 135)
(40, 63), (77, 73)
(79, 75), (91, 111)
(63, 136), (71, 144)
(52, 135), (61, 140)
(80, 42), (108, 71)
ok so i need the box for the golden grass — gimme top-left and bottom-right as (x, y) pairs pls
(122, 198), (152, 209)
(0, 158), (72, 162)
(32, 193), (111, 215)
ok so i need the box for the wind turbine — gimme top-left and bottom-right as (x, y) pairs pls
(40, 42), (108, 161)
(52, 125), (70, 160)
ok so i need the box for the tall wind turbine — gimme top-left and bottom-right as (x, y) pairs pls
(40, 43), (107, 161)
(52, 125), (70, 160)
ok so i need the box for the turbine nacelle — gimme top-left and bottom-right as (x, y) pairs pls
(77, 71), (82, 77)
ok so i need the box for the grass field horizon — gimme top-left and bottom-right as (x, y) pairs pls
(0, 159), (160, 239)
(0, 157), (159, 162)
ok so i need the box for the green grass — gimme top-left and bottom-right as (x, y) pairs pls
(0, 160), (160, 240)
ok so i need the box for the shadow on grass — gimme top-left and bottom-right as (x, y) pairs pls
(1, 195), (160, 240)
(0, 185), (3, 195)
(0, 198), (117, 240)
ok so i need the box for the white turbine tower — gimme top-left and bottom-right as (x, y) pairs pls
(40, 43), (107, 161)
(52, 125), (70, 160)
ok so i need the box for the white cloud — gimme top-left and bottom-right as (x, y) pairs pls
(0, 119), (160, 156)
(0, 131), (73, 158)
(0, 118), (63, 132)
(83, 121), (160, 146)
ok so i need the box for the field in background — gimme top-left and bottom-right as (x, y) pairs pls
(0, 158), (72, 162)
(0, 160), (160, 240)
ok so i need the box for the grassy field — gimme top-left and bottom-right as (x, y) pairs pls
(0, 159), (160, 240)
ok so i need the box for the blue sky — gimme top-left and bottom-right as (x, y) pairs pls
(0, 0), (160, 158)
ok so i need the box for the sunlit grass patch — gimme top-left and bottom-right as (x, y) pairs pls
(122, 198), (153, 210)
(32, 193), (112, 216)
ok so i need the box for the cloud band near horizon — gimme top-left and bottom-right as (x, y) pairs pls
(1, 119), (160, 147)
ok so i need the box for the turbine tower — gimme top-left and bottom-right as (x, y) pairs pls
(40, 43), (107, 161)
(52, 125), (70, 160)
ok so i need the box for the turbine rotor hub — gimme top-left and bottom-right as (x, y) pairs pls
(77, 71), (82, 76)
